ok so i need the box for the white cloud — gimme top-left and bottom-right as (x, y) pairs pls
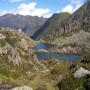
(72, 0), (84, 12)
(15, 2), (50, 17)
(0, 2), (52, 18)
(18, 2), (36, 11)
(0, 9), (13, 16)
(16, 7), (50, 17)
(61, 0), (85, 13)
(62, 5), (74, 13)
(44, 13), (52, 18)
(73, 3), (83, 11)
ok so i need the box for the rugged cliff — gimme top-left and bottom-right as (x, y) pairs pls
(33, 1), (90, 43)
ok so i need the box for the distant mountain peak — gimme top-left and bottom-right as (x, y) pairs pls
(32, 0), (90, 42)
(0, 14), (47, 37)
(32, 12), (70, 40)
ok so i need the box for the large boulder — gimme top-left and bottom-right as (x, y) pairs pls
(74, 67), (90, 78)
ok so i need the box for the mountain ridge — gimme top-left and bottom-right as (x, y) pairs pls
(32, 12), (70, 40)
(0, 14), (47, 37)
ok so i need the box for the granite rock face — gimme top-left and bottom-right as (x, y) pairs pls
(74, 67), (90, 78)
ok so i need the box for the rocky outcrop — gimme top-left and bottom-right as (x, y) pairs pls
(74, 67), (90, 78)
(34, 49), (48, 53)
(0, 33), (6, 40)
(11, 86), (33, 90)
(0, 29), (46, 79)
(54, 46), (82, 54)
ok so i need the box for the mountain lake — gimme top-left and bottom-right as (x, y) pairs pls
(33, 42), (81, 62)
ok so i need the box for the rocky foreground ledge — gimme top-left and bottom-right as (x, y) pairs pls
(11, 86), (33, 90)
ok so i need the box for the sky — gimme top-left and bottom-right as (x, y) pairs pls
(0, 0), (86, 17)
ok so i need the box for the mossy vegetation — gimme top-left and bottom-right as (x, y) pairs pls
(0, 52), (89, 90)
(56, 53), (90, 90)
(57, 75), (90, 90)
(51, 62), (69, 75)
(5, 36), (18, 46)
(81, 53), (90, 64)
(0, 54), (39, 81)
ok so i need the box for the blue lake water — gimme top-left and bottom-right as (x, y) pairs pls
(32, 42), (56, 50)
(33, 42), (81, 62)
(36, 52), (81, 62)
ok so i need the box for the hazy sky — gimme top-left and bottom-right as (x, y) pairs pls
(0, 0), (86, 17)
